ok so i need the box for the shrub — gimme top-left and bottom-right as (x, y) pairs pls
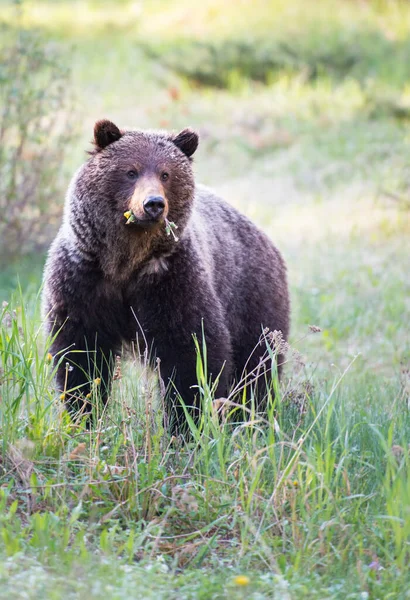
(142, 27), (410, 90)
(141, 36), (361, 89)
(0, 7), (75, 263)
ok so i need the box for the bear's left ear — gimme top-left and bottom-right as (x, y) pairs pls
(172, 128), (199, 158)
(94, 119), (122, 150)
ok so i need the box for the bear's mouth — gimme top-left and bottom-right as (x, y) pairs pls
(123, 211), (178, 242)
(124, 210), (163, 229)
(126, 218), (162, 230)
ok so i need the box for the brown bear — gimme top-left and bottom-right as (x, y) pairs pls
(42, 120), (290, 430)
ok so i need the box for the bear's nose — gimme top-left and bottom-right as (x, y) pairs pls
(143, 195), (165, 220)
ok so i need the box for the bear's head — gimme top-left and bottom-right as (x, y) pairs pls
(68, 120), (199, 277)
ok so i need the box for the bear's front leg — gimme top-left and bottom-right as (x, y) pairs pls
(152, 315), (233, 434)
(48, 313), (120, 422)
(43, 251), (127, 423)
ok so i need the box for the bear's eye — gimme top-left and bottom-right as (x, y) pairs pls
(160, 172), (169, 182)
(127, 170), (138, 180)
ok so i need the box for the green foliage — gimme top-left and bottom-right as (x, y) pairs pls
(142, 21), (410, 92)
(143, 34), (371, 90)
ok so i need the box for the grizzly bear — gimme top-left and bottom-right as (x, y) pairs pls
(42, 120), (290, 430)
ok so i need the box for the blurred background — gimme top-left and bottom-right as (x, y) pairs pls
(0, 0), (409, 375)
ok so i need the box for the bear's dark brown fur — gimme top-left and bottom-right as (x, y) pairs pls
(42, 120), (290, 429)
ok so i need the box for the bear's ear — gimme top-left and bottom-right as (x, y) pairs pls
(93, 119), (122, 150)
(172, 128), (199, 158)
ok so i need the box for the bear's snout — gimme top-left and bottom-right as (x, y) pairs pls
(143, 195), (165, 220)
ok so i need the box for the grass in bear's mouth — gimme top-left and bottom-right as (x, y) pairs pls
(124, 210), (137, 225)
(124, 211), (179, 241)
(164, 218), (179, 241)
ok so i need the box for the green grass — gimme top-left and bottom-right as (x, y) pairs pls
(1, 0), (410, 597)
(1, 295), (409, 598)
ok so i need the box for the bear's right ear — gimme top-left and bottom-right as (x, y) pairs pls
(172, 128), (199, 158)
(93, 120), (122, 150)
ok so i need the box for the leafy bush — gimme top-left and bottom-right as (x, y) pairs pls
(143, 27), (410, 90)
(146, 38), (360, 88)
(0, 10), (75, 263)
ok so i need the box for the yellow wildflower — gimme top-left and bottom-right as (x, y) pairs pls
(46, 353), (53, 363)
(94, 377), (101, 386)
(293, 480), (299, 487)
(86, 393), (91, 399)
(233, 575), (250, 586)
(60, 393), (66, 401)
(124, 211), (132, 219)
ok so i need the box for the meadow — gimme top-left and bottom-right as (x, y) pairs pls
(0, 0), (410, 598)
